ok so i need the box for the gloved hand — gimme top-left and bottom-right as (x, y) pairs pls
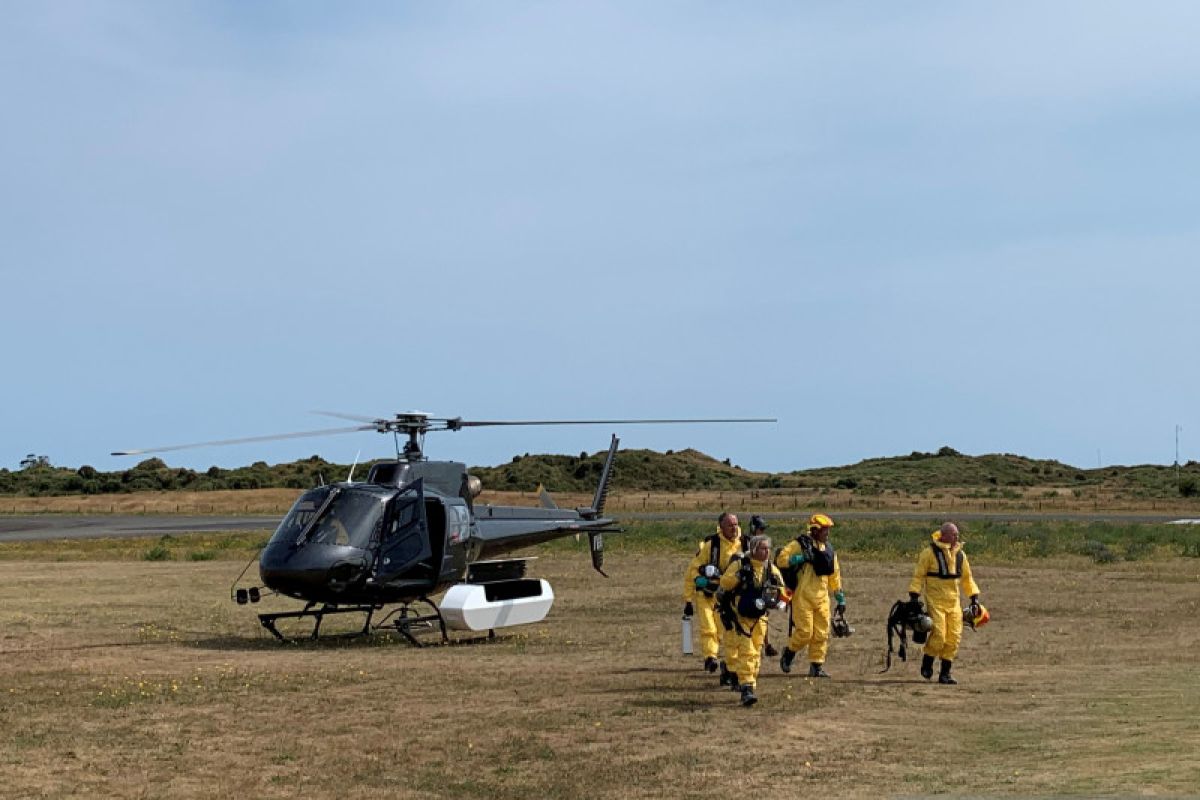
(694, 576), (709, 590)
(788, 553), (807, 567)
(683, 602), (694, 618)
(833, 590), (845, 606)
(835, 604), (846, 616)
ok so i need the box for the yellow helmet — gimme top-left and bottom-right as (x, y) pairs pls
(964, 603), (990, 630)
(808, 513), (834, 531)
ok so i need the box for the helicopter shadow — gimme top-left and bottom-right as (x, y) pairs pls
(180, 629), (521, 652)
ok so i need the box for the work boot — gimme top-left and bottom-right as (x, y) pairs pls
(740, 685), (758, 707)
(920, 654), (935, 681)
(779, 647), (796, 674)
(938, 660), (957, 685)
(719, 662), (732, 686)
(808, 662), (830, 679)
(704, 656), (719, 674)
(764, 641), (779, 658)
(728, 673), (742, 692)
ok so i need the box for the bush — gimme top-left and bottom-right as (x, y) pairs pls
(1124, 540), (1154, 561)
(1179, 477), (1198, 497)
(188, 550), (216, 561)
(1080, 540), (1116, 564)
(143, 544), (172, 561)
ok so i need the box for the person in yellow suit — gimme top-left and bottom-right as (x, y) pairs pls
(718, 534), (784, 707)
(908, 521), (982, 685)
(682, 512), (745, 686)
(775, 513), (844, 678)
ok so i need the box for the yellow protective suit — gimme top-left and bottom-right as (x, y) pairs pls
(682, 527), (743, 661)
(775, 538), (842, 665)
(908, 531), (980, 662)
(718, 555), (783, 689)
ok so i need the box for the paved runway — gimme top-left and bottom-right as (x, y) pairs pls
(0, 515), (277, 542)
(0, 510), (1192, 543)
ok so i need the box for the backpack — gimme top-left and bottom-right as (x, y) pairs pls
(777, 534), (835, 588)
(733, 558), (782, 620)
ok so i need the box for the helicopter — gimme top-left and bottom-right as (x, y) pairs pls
(112, 411), (774, 644)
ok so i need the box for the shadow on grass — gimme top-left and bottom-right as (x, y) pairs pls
(629, 696), (717, 712)
(0, 638), (168, 655)
(179, 629), (521, 652)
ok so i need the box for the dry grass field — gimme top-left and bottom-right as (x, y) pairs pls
(1, 535), (1198, 799)
(5, 485), (1200, 516)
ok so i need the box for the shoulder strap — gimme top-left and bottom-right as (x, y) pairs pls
(928, 542), (961, 578)
(736, 555), (754, 586)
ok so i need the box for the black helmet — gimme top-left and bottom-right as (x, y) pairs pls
(831, 608), (854, 638)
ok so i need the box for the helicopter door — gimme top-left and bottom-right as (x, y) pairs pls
(375, 480), (432, 583)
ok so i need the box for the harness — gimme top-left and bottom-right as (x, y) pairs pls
(880, 599), (930, 673)
(719, 557), (781, 637)
(698, 534), (746, 597)
(810, 540), (836, 577)
(778, 534), (836, 589)
(927, 543), (964, 579)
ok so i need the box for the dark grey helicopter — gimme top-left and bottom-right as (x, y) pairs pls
(113, 411), (773, 644)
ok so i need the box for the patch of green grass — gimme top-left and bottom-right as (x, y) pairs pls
(575, 518), (1200, 563)
(142, 544), (172, 561)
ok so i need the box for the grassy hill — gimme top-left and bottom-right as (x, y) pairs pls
(2, 446), (1198, 500)
(473, 444), (1200, 498)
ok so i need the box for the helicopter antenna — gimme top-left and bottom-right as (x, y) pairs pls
(347, 449), (362, 483)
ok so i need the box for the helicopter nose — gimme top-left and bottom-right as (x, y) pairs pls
(259, 543), (369, 599)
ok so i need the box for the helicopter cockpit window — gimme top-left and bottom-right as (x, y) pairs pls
(269, 487), (386, 550)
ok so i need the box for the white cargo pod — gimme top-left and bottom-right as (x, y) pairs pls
(440, 579), (555, 631)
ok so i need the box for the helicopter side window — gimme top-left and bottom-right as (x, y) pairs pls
(383, 498), (425, 565)
(447, 503), (470, 544)
(375, 482), (432, 581)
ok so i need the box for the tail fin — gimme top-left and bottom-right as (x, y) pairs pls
(583, 435), (618, 577)
(536, 483), (559, 509)
(590, 434), (619, 517)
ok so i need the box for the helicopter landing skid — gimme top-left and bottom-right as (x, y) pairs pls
(258, 602), (381, 642)
(374, 598), (449, 647)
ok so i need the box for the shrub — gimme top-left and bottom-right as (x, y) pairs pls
(143, 544), (172, 561)
(1124, 540), (1154, 561)
(1179, 477), (1198, 497)
(1080, 540), (1116, 564)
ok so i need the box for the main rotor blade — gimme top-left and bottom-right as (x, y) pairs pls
(111, 425), (376, 456)
(452, 418), (776, 427)
(310, 409), (381, 424)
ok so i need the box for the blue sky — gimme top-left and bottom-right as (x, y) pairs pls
(3, 2), (1198, 474)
